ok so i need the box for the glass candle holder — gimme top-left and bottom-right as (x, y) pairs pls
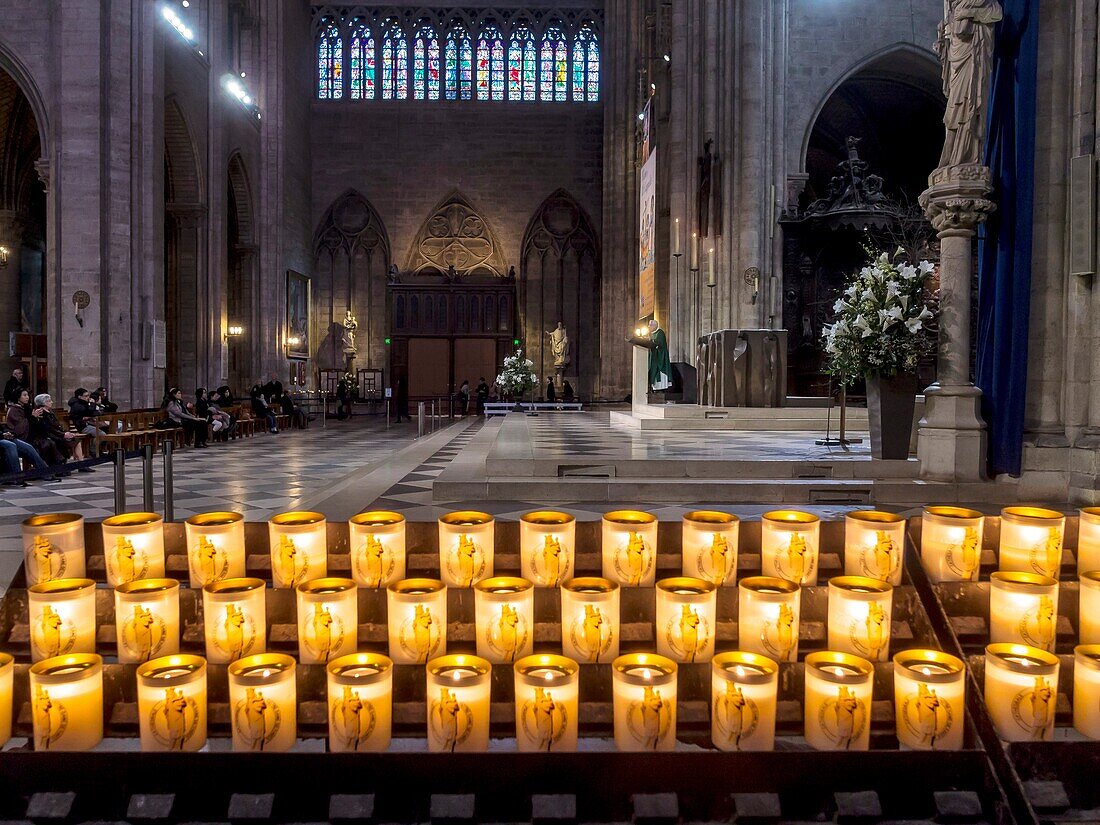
(327, 652), (393, 753)
(136, 654), (207, 752)
(29, 653), (103, 751)
(228, 652), (297, 752)
(844, 511), (906, 585)
(426, 653), (492, 753)
(999, 506), (1066, 580)
(612, 653), (677, 751)
(185, 512), (246, 588)
(655, 577), (717, 663)
(920, 506), (985, 583)
(22, 514), (85, 586)
(0, 653), (12, 746)
(1078, 508), (1100, 577)
(1080, 572), (1100, 644)
(681, 511), (740, 586)
(348, 511), (406, 588)
(114, 578), (180, 664)
(101, 513), (165, 587)
(804, 651), (874, 751)
(520, 511), (576, 587)
(738, 576), (801, 662)
(1074, 645), (1100, 739)
(602, 510), (659, 587)
(474, 577), (535, 664)
(296, 578), (358, 664)
(203, 577), (267, 664)
(438, 511), (494, 587)
(28, 578), (96, 662)
(892, 649), (966, 751)
(827, 576), (894, 662)
(989, 571), (1059, 652)
(560, 577), (620, 664)
(984, 643), (1059, 741)
(761, 510), (820, 586)
(513, 653), (580, 752)
(711, 651), (778, 752)
(269, 511), (328, 589)
(387, 578), (447, 664)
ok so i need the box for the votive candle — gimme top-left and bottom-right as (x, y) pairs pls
(101, 512), (165, 586)
(136, 654), (207, 752)
(474, 577), (534, 664)
(327, 652), (393, 752)
(348, 511), (406, 588)
(227, 652), (297, 752)
(989, 571), (1059, 652)
(387, 578), (447, 664)
(602, 510), (658, 587)
(892, 649), (965, 750)
(1078, 508), (1100, 576)
(984, 643), (1059, 741)
(612, 653), (678, 751)
(22, 513), (85, 586)
(29, 653), (103, 751)
(1080, 572), (1100, 644)
(999, 506), (1065, 580)
(296, 577), (357, 664)
(438, 511), (494, 587)
(738, 576), (801, 662)
(520, 511), (575, 587)
(1074, 645), (1100, 739)
(28, 578), (96, 662)
(185, 512), (246, 588)
(513, 653), (579, 752)
(761, 510), (820, 586)
(426, 654), (492, 752)
(844, 511), (906, 585)
(655, 577), (717, 663)
(804, 651), (874, 751)
(0, 653), (12, 746)
(827, 576), (894, 662)
(681, 511), (739, 586)
(203, 577), (266, 664)
(920, 506), (985, 583)
(269, 511), (328, 589)
(560, 577), (619, 664)
(114, 578), (180, 663)
(711, 651), (778, 752)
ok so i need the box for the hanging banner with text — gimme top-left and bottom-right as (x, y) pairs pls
(638, 149), (657, 320)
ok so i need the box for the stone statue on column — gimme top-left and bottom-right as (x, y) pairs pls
(916, 0), (1002, 482)
(547, 322), (570, 389)
(341, 309), (358, 374)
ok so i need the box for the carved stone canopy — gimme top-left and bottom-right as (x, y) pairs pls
(404, 190), (508, 279)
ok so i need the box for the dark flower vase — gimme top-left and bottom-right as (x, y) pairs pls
(865, 373), (918, 460)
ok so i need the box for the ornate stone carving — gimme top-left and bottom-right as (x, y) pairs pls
(33, 158), (50, 193)
(405, 190), (507, 277)
(919, 168), (996, 234)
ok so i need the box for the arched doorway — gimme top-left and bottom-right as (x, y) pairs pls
(226, 152), (256, 393)
(0, 64), (47, 393)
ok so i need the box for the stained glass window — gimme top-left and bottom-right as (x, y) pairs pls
(539, 24), (568, 102)
(349, 22), (375, 100)
(445, 25), (473, 100)
(508, 25), (536, 101)
(381, 20), (408, 99)
(572, 22), (600, 102)
(317, 23), (343, 99)
(413, 23), (440, 100)
(476, 25), (505, 101)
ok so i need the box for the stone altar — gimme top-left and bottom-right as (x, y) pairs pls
(696, 329), (788, 408)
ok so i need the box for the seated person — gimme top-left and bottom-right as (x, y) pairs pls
(164, 387), (208, 447)
(68, 388), (107, 449)
(91, 386), (118, 413)
(250, 385), (278, 433)
(277, 390), (307, 429)
(0, 418), (56, 484)
(30, 393), (88, 467)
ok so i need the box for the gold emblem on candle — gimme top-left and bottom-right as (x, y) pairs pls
(214, 604), (258, 661)
(570, 605), (613, 663)
(148, 687), (200, 750)
(193, 536), (228, 585)
(353, 535), (394, 588)
(330, 685), (377, 751)
(696, 533), (733, 584)
(1018, 595), (1056, 650)
(945, 527), (981, 579)
(274, 535), (310, 588)
(233, 687), (282, 751)
(447, 535), (486, 587)
(664, 604), (710, 663)
(400, 605), (441, 663)
(32, 685), (67, 749)
(1010, 676), (1056, 740)
(302, 605), (345, 662)
(761, 603), (797, 662)
(32, 606), (75, 659)
(848, 601), (890, 660)
(531, 535), (566, 586)
(110, 537), (148, 584)
(858, 531), (899, 582)
(818, 685), (866, 750)
(519, 687), (568, 752)
(713, 681), (759, 750)
(1028, 531), (1064, 579)
(30, 535), (65, 582)
(625, 686), (673, 750)
(120, 605), (167, 662)
(485, 604), (528, 663)
(614, 532), (652, 586)
(776, 533), (813, 583)
(429, 687), (474, 752)
(899, 683), (953, 749)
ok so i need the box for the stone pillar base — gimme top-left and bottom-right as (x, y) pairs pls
(917, 383), (988, 481)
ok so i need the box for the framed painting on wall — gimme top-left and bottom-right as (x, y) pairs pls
(286, 270), (310, 360)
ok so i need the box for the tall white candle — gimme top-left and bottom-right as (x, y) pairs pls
(327, 652), (393, 753)
(920, 506), (984, 583)
(560, 577), (620, 663)
(803, 651), (874, 751)
(690, 231), (699, 270)
(999, 506), (1065, 580)
(513, 654), (579, 752)
(673, 218), (681, 256)
(348, 511), (406, 588)
(760, 510), (820, 586)
(612, 653), (678, 752)
(892, 649), (966, 751)
(738, 576), (801, 662)
(22, 514), (85, 586)
(844, 511), (906, 585)
(827, 576), (894, 662)
(707, 248), (716, 287)
(711, 651), (778, 752)
(681, 511), (739, 586)
(989, 572), (1058, 652)
(655, 577), (717, 663)
(983, 643), (1059, 742)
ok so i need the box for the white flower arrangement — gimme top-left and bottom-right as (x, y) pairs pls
(496, 349), (539, 397)
(821, 248), (938, 384)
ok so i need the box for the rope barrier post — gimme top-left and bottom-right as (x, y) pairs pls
(417, 402), (426, 438)
(385, 399), (390, 429)
(113, 450), (127, 515)
(162, 440), (175, 522)
(142, 445), (155, 512)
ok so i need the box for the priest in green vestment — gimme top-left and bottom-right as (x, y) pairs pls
(647, 319), (672, 391)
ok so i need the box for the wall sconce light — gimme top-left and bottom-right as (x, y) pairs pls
(72, 291), (90, 328)
(0, 246), (8, 268)
(286, 336), (302, 348)
(227, 325), (244, 338)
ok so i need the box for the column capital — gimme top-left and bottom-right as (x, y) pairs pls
(33, 157), (50, 193)
(919, 165), (997, 235)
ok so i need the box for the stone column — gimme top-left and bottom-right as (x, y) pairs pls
(917, 166), (995, 481)
(0, 211), (26, 354)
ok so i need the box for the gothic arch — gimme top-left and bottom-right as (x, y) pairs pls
(313, 189), (391, 370)
(405, 189), (507, 278)
(520, 188), (600, 397)
(164, 98), (202, 206)
(226, 151), (254, 246)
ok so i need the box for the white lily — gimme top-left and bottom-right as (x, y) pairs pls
(904, 318), (923, 334)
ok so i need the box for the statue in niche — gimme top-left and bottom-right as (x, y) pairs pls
(445, 264), (459, 283)
(696, 138), (714, 237)
(936, 0), (1003, 168)
(547, 322), (571, 369)
(387, 264), (401, 284)
(341, 309), (358, 355)
(505, 265), (517, 282)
